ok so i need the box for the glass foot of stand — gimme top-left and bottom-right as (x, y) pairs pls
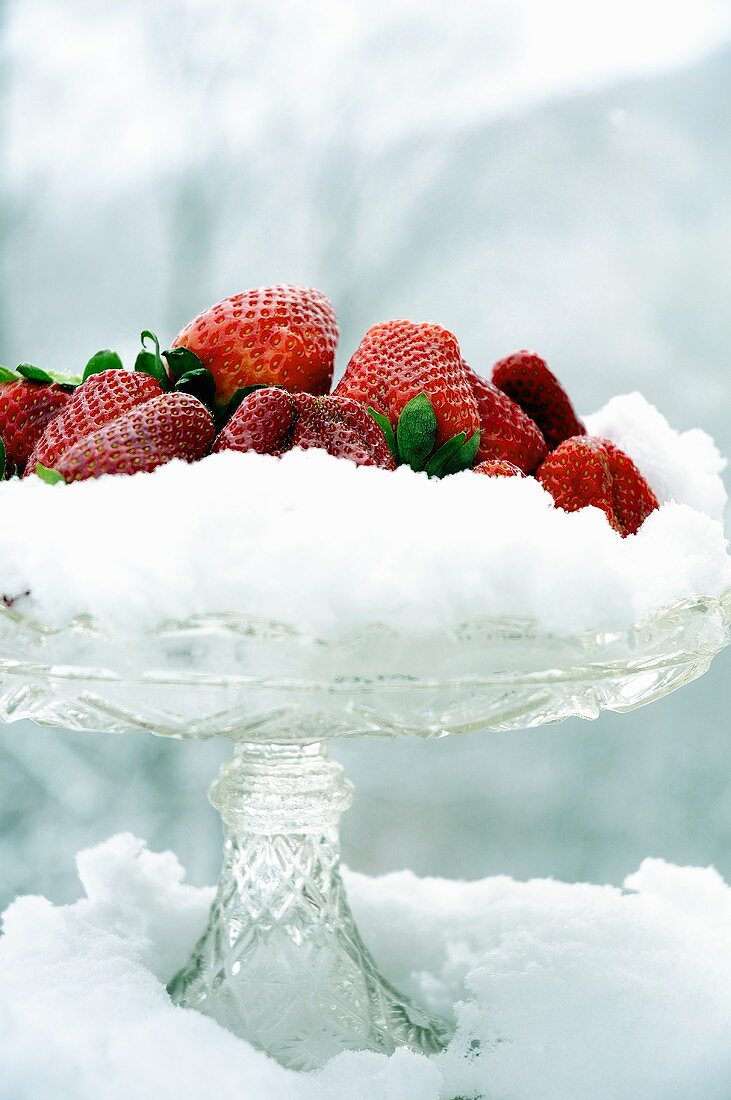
(168, 741), (451, 1072)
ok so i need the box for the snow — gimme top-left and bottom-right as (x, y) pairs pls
(0, 392), (728, 638)
(3, 833), (731, 1099)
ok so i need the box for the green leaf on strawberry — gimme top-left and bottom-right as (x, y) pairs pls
(396, 393), (438, 472)
(35, 463), (65, 485)
(1, 363), (80, 389)
(444, 431), (481, 475)
(162, 346), (205, 383)
(16, 364), (54, 385)
(83, 350), (123, 381)
(378, 393), (482, 477)
(135, 331), (168, 387)
(368, 407), (399, 463)
(174, 367), (216, 405)
(425, 433), (467, 478)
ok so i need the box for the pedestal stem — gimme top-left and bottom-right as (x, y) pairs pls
(168, 741), (450, 1071)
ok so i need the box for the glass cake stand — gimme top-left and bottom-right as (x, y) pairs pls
(0, 593), (729, 1071)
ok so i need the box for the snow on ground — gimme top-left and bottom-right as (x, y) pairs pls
(0, 392), (728, 637)
(2, 833), (731, 1100)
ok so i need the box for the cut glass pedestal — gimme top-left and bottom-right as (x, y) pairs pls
(167, 742), (449, 1069)
(1, 594), (729, 1070)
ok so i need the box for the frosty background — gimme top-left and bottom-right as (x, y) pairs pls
(1, 0), (730, 907)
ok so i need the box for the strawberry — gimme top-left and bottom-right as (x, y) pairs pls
(290, 395), (396, 470)
(214, 387), (395, 470)
(26, 370), (163, 475)
(602, 440), (659, 535)
(171, 286), (338, 408)
(537, 436), (658, 536)
(474, 458), (525, 478)
(462, 362), (546, 473)
(52, 393), (215, 483)
(214, 387), (296, 456)
(537, 436), (619, 530)
(336, 320), (478, 444)
(0, 372), (71, 476)
(335, 320), (481, 475)
(492, 350), (585, 450)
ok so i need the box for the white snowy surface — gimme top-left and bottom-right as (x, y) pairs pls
(2, 833), (731, 1100)
(0, 393), (728, 637)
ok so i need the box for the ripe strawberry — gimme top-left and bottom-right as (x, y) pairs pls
(537, 436), (658, 536)
(214, 387), (296, 456)
(0, 377), (71, 475)
(26, 370), (162, 475)
(53, 393), (215, 482)
(335, 320), (479, 448)
(537, 436), (620, 531)
(602, 440), (659, 535)
(290, 394), (397, 469)
(214, 387), (395, 470)
(492, 350), (585, 450)
(171, 286), (338, 407)
(473, 458), (525, 478)
(462, 362), (546, 473)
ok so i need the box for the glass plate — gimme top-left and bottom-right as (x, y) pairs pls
(1, 592), (729, 1070)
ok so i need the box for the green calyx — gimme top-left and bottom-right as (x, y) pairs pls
(134, 331), (216, 409)
(35, 464), (65, 485)
(0, 363), (81, 389)
(2, 332), (216, 407)
(83, 349), (124, 380)
(369, 393), (481, 477)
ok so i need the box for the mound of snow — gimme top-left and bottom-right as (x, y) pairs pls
(0, 393), (728, 637)
(2, 834), (731, 1099)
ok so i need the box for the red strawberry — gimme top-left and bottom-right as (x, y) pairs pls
(335, 320), (479, 448)
(537, 436), (659, 536)
(462, 362), (546, 473)
(214, 387), (296, 456)
(290, 394), (396, 469)
(214, 387), (395, 470)
(26, 370), (162, 475)
(474, 458), (525, 478)
(0, 378), (71, 475)
(171, 286), (338, 407)
(492, 350), (585, 450)
(537, 436), (620, 531)
(602, 440), (659, 535)
(53, 393), (215, 482)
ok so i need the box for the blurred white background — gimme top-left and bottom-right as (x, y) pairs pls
(1, 0), (730, 906)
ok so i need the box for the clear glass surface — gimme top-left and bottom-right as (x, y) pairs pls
(1, 594), (729, 741)
(1, 593), (729, 1070)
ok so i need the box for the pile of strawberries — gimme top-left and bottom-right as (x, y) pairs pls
(0, 285), (658, 537)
